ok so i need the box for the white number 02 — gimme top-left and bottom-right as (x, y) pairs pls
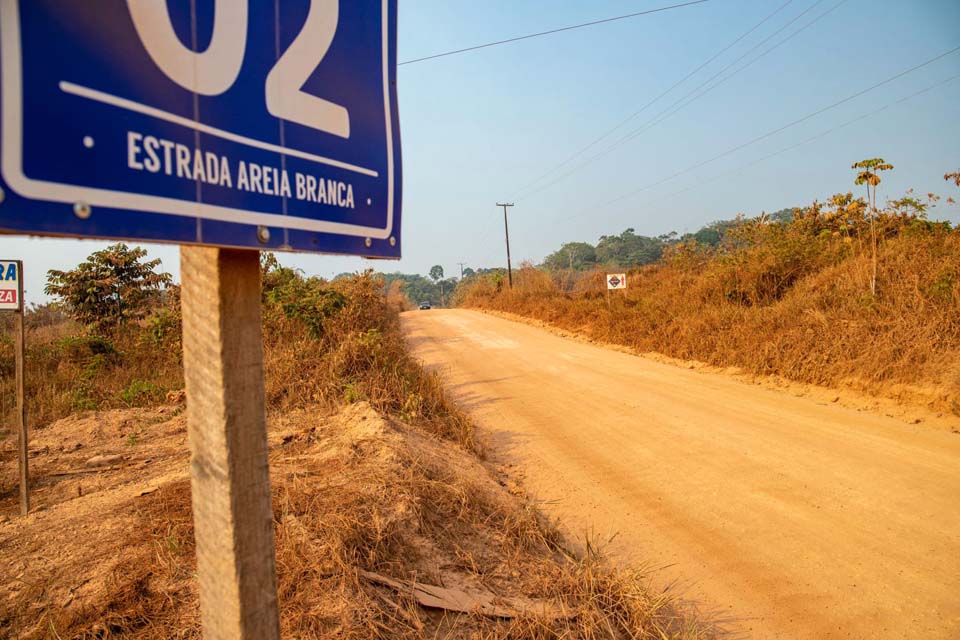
(126, 0), (350, 139)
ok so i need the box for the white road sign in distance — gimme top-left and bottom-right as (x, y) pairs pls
(0, 0), (402, 257)
(607, 273), (626, 290)
(0, 260), (22, 311)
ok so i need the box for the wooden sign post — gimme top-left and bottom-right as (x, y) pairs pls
(180, 247), (280, 639)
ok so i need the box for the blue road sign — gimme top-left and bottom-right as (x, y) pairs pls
(0, 0), (402, 257)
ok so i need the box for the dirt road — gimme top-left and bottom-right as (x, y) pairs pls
(402, 309), (960, 639)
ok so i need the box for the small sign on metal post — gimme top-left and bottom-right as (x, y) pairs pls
(606, 273), (627, 290)
(1, 259), (28, 515)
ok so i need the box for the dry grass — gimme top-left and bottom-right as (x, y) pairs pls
(261, 272), (478, 452)
(458, 217), (960, 414)
(0, 270), (716, 639)
(0, 271), (474, 452)
(0, 306), (183, 435)
(0, 403), (715, 639)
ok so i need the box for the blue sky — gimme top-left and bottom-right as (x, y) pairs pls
(4, 0), (960, 303)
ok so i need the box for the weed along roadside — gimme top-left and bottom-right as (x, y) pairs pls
(456, 174), (960, 418)
(0, 264), (714, 638)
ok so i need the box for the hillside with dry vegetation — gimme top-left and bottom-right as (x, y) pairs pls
(1, 257), (712, 638)
(457, 170), (960, 415)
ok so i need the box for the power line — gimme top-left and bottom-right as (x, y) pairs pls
(399, 0), (712, 66)
(509, 0), (797, 201)
(455, 0), (821, 259)
(476, 71), (960, 266)
(598, 44), (960, 209)
(620, 73), (960, 220)
(483, 1), (805, 262)
(515, 0), (846, 203)
(616, 0), (846, 148)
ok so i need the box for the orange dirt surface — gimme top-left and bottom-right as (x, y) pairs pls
(0, 404), (194, 635)
(3, 396), (707, 638)
(0, 401), (513, 637)
(403, 308), (960, 639)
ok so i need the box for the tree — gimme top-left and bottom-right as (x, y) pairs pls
(428, 265), (446, 305)
(681, 219), (748, 248)
(852, 158), (893, 295)
(768, 208), (796, 224)
(462, 267), (476, 278)
(691, 226), (722, 246)
(381, 270), (462, 307)
(45, 243), (172, 330)
(542, 242), (597, 271)
(596, 229), (662, 267)
(944, 169), (959, 205)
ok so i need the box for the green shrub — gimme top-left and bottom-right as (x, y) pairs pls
(45, 243), (173, 331)
(57, 335), (118, 363)
(264, 273), (347, 338)
(120, 379), (165, 407)
(926, 266), (956, 302)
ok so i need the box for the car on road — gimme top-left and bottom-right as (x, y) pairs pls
(419, 302), (431, 310)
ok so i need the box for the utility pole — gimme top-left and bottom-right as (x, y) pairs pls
(497, 203), (514, 288)
(457, 262), (466, 279)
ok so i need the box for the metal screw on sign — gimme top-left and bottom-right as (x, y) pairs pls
(389, 236), (396, 247)
(73, 202), (92, 219)
(365, 238), (372, 248)
(257, 226), (271, 244)
(0, 186), (5, 204)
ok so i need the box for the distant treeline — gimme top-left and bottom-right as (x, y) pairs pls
(341, 209), (797, 306)
(347, 268), (506, 308)
(540, 208), (795, 272)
